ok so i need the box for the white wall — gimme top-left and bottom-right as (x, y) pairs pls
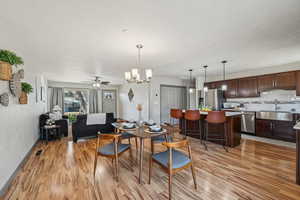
(0, 69), (46, 193)
(47, 81), (120, 117)
(119, 76), (185, 123)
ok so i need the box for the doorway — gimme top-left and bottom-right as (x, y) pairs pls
(102, 89), (117, 116)
(160, 85), (187, 123)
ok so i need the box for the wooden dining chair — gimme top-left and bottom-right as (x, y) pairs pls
(150, 124), (173, 154)
(148, 139), (197, 200)
(94, 132), (134, 182)
(114, 127), (139, 159)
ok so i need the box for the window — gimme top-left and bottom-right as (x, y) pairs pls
(63, 89), (89, 114)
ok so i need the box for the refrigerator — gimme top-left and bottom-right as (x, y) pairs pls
(203, 89), (225, 110)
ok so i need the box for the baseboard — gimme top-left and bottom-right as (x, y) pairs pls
(0, 139), (39, 198)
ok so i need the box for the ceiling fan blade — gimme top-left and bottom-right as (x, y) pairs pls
(101, 81), (110, 85)
(80, 80), (93, 83)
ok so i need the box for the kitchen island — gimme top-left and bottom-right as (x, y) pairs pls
(180, 111), (242, 147)
(293, 122), (300, 185)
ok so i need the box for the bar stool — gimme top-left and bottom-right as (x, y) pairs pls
(170, 109), (184, 135)
(203, 111), (228, 152)
(184, 110), (202, 142)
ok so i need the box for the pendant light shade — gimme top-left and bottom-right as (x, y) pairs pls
(221, 60), (227, 91)
(188, 69), (194, 93)
(203, 65), (208, 92)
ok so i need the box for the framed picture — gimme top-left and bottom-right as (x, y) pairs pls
(104, 91), (114, 100)
(35, 75), (46, 103)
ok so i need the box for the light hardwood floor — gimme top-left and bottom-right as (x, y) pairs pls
(3, 135), (300, 200)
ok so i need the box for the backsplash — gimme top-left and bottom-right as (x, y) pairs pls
(225, 90), (300, 112)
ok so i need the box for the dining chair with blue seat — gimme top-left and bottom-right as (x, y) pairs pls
(113, 122), (139, 154)
(148, 139), (197, 200)
(94, 132), (134, 182)
(150, 124), (173, 154)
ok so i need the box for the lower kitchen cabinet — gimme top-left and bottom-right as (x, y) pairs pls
(255, 119), (296, 142)
(256, 119), (272, 138)
(272, 121), (296, 142)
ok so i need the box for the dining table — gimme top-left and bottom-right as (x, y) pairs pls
(112, 122), (168, 184)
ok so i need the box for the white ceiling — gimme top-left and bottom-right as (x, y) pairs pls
(1, 0), (300, 83)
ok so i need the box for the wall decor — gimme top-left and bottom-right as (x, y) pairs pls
(9, 73), (21, 98)
(0, 61), (12, 81)
(128, 88), (134, 102)
(0, 92), (9, 107)
(0, 49), (24, 81)
(18, 69), (24, 79)
(20, 82), (33, 104)
(34, 75), (46, 103)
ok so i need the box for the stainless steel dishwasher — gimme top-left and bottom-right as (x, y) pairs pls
(241, 111), (255, 134)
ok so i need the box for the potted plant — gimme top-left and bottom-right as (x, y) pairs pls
(0, 49), (24, 81)
(20, 82), (33, 104)
(68, 113), (77, 124)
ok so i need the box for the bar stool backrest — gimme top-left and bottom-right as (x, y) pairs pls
(170, 109), (183, 119)
(184, 110), (200, 121)
(206, 111), (226, 124)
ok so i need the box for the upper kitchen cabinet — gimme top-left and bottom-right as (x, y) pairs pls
(274, 71), (296, 90)
(224, 80), (238, 98)
(258, 71), (296, 92)
(204, 70), (299, 98)
(257, 75), (274, 92)
(296, 71), (300, 96)
(205, 81), (223, 90)
(238, 77), (259, 97)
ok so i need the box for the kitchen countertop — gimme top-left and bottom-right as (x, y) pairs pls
(182, 110), (242, 116)
(293, 122), (300, 130)
(223, 108), (300, 114)
(200, 111), (242, 117)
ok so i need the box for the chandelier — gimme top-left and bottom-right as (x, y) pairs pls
(125, 44), (152, 84)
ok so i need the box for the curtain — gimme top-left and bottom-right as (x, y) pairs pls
(89, 89), (99, 113)
(49, 87), (64, 112)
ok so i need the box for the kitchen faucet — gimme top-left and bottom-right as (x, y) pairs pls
(274, 99), (280, 111)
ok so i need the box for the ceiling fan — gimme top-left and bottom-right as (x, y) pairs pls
(83, 76), (110, 88)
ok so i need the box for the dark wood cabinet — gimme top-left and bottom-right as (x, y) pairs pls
(256, 119), (296, 142)
(257, 75), (274, 92)
(204, 70), (299, 98)
(255, 119), (272, 138)
(274, 71), (296, 90)
(272, 121), (296, 142)
(224, 80), (238, 98)
(238, 77), (259, 97)
(296, 71), (300, 96)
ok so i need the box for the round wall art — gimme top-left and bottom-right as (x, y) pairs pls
(0, 92), (9, 107)
(9, 72), (22, 98)
(18, 69), (24, 79)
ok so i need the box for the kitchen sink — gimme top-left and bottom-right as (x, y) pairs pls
(256, 111), (293, 121)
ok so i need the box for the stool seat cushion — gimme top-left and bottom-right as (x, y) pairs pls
(98, 143), (130, 155)
(151, 135), (173, 143)
(152, 149), (191, 169)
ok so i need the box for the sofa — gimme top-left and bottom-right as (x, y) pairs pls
(72, 113), (116, 143)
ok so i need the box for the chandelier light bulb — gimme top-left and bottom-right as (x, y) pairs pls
(125, 72), (131, 81)
(146, 69), (152, 79)
(132, 68), (139, 79)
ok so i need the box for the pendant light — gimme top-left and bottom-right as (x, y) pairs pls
(125, 44), (152, 84)
(221, 60), (227, 91)
(203, 65), (208, 92)
(188, 69), (194, 93)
